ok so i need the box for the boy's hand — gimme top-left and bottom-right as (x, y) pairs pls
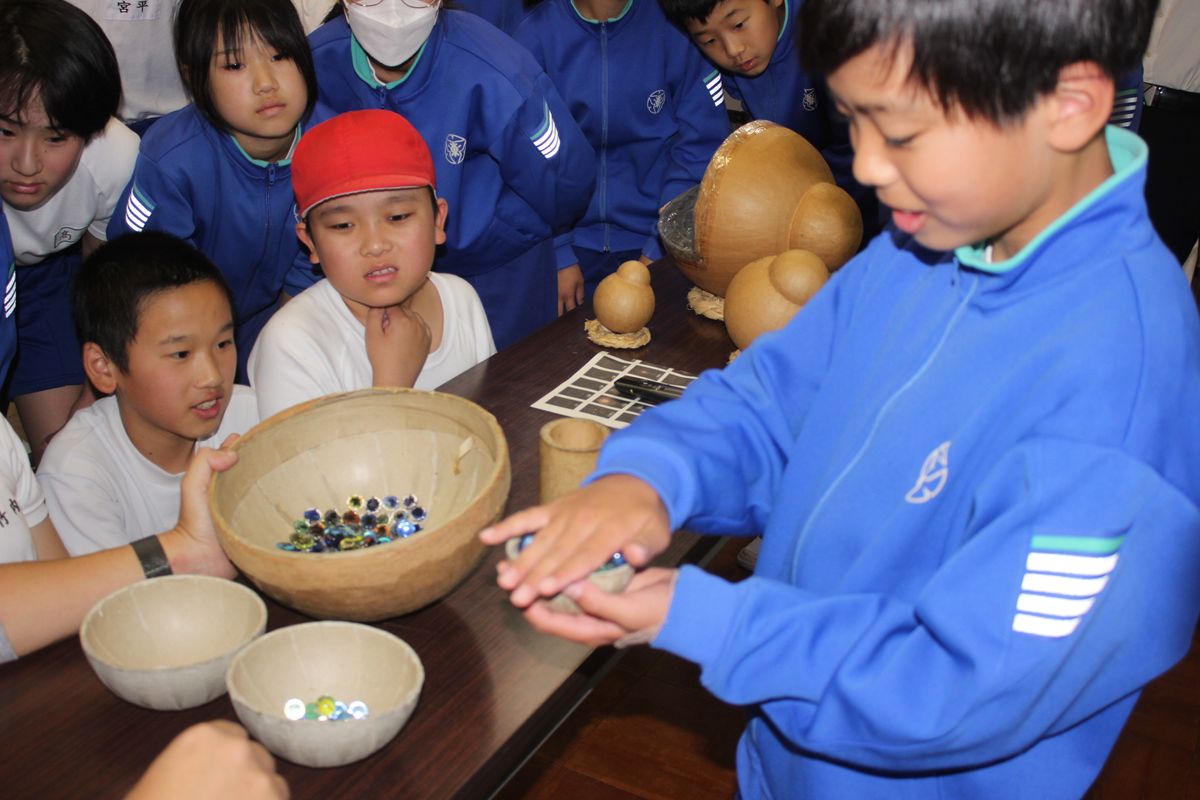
(557, 264), (585, 315)
(523, 568), (678, 647)
(127, 720), (288, 800)
(366, 305), (432, 388)
(480, 474), (671, 608)
(161, 442), (240, 579)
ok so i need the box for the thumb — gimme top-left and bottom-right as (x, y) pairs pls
(179, 447), (239, 533)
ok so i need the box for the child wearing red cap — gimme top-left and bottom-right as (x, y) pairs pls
(247, 109), (495, 420)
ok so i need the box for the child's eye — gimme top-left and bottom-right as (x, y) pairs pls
(328, 221), (354, 231)
(222, 60), (245, 71)
(271, 53), (291, 63)
(217, 338), (235, 350)
(389, 213), (412, 223)
(884, 133), (918, 148)
(169, 350), (190, 360)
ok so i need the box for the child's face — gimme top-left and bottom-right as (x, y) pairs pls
(209, 28), (307, 163)
(685, 0), (784, 77)
(298, 188), (449, 323)
(0, 96), (85, 211)
(827, 43), (1057, 258)
(114, 281), (237, 451)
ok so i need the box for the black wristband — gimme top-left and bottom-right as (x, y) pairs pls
(131, 535), (173, 579)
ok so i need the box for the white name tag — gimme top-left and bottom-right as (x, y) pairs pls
(104, 0), (161, 21)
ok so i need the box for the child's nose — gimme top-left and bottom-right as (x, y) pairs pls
(723, 36), (745, 63)
(195, 349), (224, 386)
(359, 222), (392, 256)
(850, 126), (896, 189)
(252, 62), (280, 93)
(11, 136), (40, 176)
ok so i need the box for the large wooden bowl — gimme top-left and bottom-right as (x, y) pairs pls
(691, 121), (835, 296)
(210, 388), (511, 621)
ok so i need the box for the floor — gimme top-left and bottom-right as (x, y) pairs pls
(497, 538), (1200, 799)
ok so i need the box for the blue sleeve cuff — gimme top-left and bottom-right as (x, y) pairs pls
(554, 235), (578, 270)
(652, 565), (740, 663)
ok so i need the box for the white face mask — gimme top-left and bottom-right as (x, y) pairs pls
(344, 0), (439, 68)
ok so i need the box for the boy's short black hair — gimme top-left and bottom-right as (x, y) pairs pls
(0, 0), (120, 140)
(799, 0), (1157, 123)
(74, 233), (235, 373)
(174, 0), (318, 133)
(659, 0), (754, 29)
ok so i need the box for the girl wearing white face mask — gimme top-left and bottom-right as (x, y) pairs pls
(307, 1), (597, 350)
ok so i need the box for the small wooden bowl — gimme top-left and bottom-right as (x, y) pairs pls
(210, 388), (511, 621)
(80, 575), (267, 710)
(226, 621), (423, 768)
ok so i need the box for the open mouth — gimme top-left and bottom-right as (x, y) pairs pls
(365, 266), (398, 282)
(192, 397), (223, 419)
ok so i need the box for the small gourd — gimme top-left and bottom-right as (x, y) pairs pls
(593, 260), (655, 333)
(723, 250), (829, 350)
(787, 182), (863, 271)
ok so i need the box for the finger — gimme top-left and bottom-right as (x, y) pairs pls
(205, 719), (247, 739)
(218, 432), (242, 450)
(479, 506), (551, 546)
(567, 578), (659, 634)
(574, 282), (585, 305)
(523, 599), (628, 645)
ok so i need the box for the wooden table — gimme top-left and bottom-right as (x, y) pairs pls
(0, 262), (735, 799)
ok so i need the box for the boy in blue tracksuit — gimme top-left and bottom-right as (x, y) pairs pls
(513, 0), (729, 299)
(484, 0), (1200, 797)
(309, 3), (596, 348)
(662, 0), (878, 237)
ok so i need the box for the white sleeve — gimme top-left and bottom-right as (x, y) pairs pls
(37, 458), (130, 556)
(249, 310), (346, 421)
(84, 118), (140, 241)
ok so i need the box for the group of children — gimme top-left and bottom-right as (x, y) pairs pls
(0, 0), (850, 558)
(1, 0), (1196, 797)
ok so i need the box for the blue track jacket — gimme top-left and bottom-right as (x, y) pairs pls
(308, 11), (596, 347)
(0, 209), (15, 388)
(455, 0), (529, 32)
(592, 127), (1200, 799)
(107, 105), (328, 378)
(513, 0), (727, 261)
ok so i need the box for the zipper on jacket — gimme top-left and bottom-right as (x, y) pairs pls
(600, 21), (610, 252)
(788, 272), (981, 582)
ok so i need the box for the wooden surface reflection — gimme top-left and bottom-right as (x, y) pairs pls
(0, 261), (734, 799)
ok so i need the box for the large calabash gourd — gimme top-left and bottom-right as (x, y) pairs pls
(593, 260), (655, 333)
(724, 250), (829, 350)
(664, 120), (862, 296)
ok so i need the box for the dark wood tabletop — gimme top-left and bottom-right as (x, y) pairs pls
(0, 261), (735, 800)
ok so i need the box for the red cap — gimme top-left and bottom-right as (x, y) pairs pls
(293, 109), (436, 218)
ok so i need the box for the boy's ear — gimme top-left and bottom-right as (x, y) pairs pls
(82, 342), (119, 395)
(1045, 61), (1114, 153)
(434, 197), (449, 247)
(296, 222), (320, 265)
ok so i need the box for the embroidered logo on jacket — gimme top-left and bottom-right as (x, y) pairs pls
(123, 183), (156, 232)
(444, 134), (466, 165)
(647, 89), (666, 114)
(803, 87), (818, 111)
(904, 441), (951, 504)
(4, 261), (15, 319)
(1012, 534), (1122, 638)
(529, 103), (561, 159)
(703, 69), (725, 107)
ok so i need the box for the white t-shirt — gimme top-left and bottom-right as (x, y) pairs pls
(4, 117), (139, 266)
(248, 272), (496, 420)
(66, 1), (189, 122)
(38, 386), (259, 556)
(0, 417), (47, 564)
